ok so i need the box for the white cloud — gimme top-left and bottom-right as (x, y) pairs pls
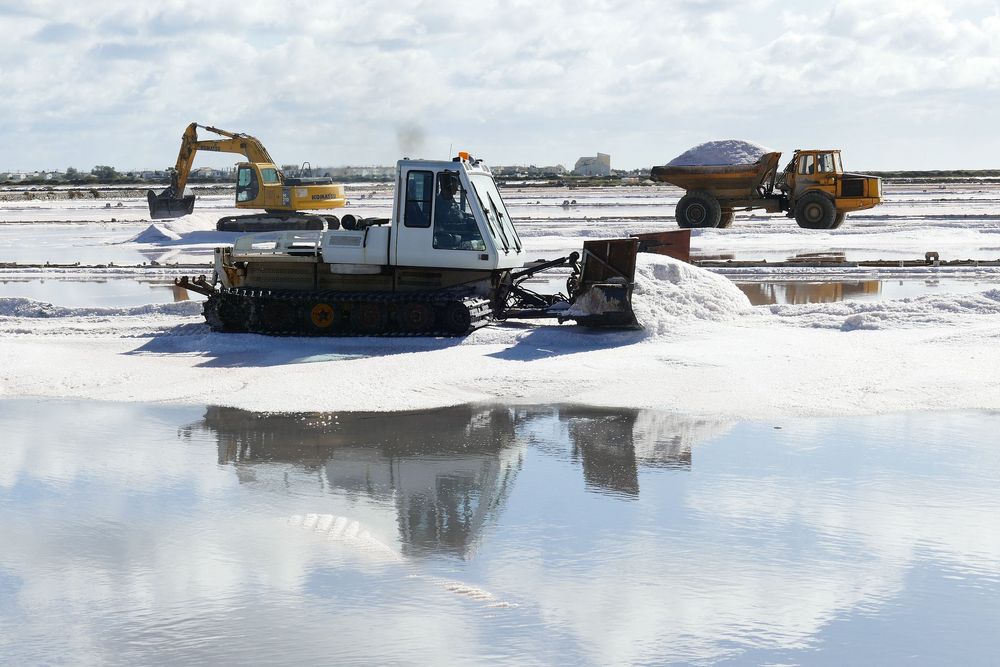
(1, 0), (998, 170)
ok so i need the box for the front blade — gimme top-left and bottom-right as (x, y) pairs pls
(565, 282), (641, 329)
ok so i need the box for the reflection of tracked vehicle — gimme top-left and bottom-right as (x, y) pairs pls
(651, 149), (882, 230)
(147, 123), (347, 231)
(179, 153), (642, 336)
(192, 404), (524, 558)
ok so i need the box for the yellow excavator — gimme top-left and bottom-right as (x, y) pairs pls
(147, 123), (347, 231)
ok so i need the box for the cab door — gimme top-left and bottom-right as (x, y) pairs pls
(392, 167), (436, 267)
(393, 167), (494, 270)
(234, 164), (260, 207)
(794, 152), (838, 199)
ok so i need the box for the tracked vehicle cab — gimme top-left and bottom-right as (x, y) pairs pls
(391, 153), (524, 271)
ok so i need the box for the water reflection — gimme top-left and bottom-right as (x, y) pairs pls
(183, 405), (720, 556)
(4, 400), (1000, 665)
(0, 277), (200, 307)
(737, 277), (999, 305)
(739, 279), (881, 305)
(190, 405), (522, 558)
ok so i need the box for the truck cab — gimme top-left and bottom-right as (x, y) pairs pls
(782, 149), (882, 218)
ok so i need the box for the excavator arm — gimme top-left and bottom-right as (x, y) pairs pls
(148, 123), (279, 220)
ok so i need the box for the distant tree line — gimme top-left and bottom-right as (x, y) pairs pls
(0, 164), (245, 186)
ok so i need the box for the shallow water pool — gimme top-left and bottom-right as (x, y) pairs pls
(1, 400), (998, 664)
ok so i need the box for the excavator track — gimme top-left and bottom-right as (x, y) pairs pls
(215, 213), (329, 232)
(203, 287), (493, 337)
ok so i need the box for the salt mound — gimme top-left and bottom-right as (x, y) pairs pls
(768, 289), (1000, 331)
(157, 212), (221, 235)
(631, 254), (752, 338)
(130, 224), (182, 243)
(0, 297), (202, 319)
(667, 139), (772, 167)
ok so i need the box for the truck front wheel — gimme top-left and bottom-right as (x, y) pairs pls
(795, 192), (837, 229)
(676, 191), (722, 228)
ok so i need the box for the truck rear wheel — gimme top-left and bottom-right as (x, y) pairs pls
(718, 209), (735, 228)
(795, 192), (837, 229)
(676, 191), (722, 228)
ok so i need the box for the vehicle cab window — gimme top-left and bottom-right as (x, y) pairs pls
(236, 166), (258, 202)
(260, 167), (280, 184)
(817, 153), (836, 173)
(404, 171), (433, 228)
(798, 154), (816, 175)
(433, 172), (485, 251)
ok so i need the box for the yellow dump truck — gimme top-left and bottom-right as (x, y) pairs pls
(650, 150), (882, 230)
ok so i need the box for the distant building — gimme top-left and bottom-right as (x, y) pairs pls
(494, 164), (567, 178)
(573, 153), (611, 177)
(189, 166), (229, 180)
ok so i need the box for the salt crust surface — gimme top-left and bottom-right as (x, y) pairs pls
(2, 254), (999, 419)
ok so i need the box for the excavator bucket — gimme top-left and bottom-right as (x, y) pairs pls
(566, 238), (642, 329)
(147, 188), (195, 220)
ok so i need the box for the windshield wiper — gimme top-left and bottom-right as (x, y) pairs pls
(486, 192), (512, 253)
(489, 191), (521, 253)
(473, 185), (509, 254)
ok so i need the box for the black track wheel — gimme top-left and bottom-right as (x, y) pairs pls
(441, 301), (473, 335)
(795, 192), (837, 229)
(397, 302), (436, 333)
(718, 209), (735, 228)
(350, 301), (389, 335)
(675, 190), (722, 228)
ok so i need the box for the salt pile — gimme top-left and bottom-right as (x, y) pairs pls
(130, 224), (182, 243)
(0, 297), (201, 319)
(768, 289), (1000, 331)
(667, 139), (772, 167)
(631, 254), (752, 338)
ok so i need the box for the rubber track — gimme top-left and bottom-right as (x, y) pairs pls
(203, 287), (493, 337)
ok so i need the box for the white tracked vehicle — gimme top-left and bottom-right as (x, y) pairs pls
(179, 153), (642, 336)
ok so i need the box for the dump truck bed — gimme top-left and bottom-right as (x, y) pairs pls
(650, 152), (781, 200)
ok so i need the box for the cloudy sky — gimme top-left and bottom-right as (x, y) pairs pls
(2, 0), (999, 172)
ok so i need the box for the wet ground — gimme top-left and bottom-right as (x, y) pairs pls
(0, 277), (205, 307)
(2, 399), (999, 665)
(734, 277), (999, 305)
(3, 274), (993, 309)
(6, 179), (1000, 266)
